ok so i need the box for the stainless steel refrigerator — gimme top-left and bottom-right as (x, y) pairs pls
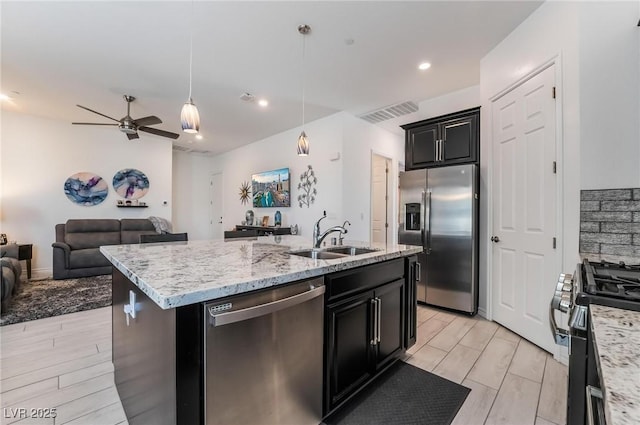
(398, 164), (478, 314)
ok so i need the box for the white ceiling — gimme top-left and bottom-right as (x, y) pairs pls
(1, 1), (543, 155)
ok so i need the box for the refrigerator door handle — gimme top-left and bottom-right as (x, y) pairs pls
(420, 191), (426, 246)
(426, 191), (432, 254)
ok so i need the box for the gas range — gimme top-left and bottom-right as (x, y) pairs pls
(575, 259), (640, 313)
(550, 258), (640, 425)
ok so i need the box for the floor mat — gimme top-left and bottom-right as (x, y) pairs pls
(323, 361), (471, 425)
(1, 275), (111, 325)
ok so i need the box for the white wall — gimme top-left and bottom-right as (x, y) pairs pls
(182, 112), (404, 244)
(342, 114), (405, 244)
(0, 110), (173, 277)
(480, 0), (582, 317)
(172, 150), (214, 240)
(479, 1), (640, 316)
(209, 113), (345, 239)
(579, 1), (640, 189)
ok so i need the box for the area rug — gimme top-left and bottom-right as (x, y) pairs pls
(323, 361), (471, 425)
(0, 275), (111, 326)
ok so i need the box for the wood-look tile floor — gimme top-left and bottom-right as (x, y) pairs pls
(0, 305), (567, 425)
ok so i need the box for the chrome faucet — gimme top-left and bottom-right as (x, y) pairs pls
(313, 211), (348, 248)
(339, 220), (351, 245)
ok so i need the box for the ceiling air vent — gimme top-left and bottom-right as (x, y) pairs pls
(172, 145), (212, 155)
(173, 145), (191, 152)
(359, 101), (419, 124)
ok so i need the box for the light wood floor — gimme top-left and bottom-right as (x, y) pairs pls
(0, 305), (567, 425)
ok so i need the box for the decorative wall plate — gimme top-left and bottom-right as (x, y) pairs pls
(239, 181), (251, 205)
(64, 172), (108, 206)
(112, 168), (149, 200)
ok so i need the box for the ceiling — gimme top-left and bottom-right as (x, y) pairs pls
(1, 1), (543, 156)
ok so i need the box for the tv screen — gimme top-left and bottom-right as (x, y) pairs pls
(252, 167), (290, 208)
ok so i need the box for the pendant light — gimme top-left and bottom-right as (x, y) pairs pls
(181, 1), (200, 133)
(297, 24), (311, 156)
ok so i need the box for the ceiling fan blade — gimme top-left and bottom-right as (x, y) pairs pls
(72, 122), (119, 126)
(139, 126), (180, 140)
(76, 105), (120, 122)
(134, 116), (162, 127)
(127, 132), (140, 140)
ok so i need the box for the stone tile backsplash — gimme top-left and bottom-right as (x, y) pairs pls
(580, 188), (640, 257)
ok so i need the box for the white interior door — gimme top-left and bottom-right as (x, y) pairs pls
(371, 153), (391, 244)
(210, 173), (223, 239)
(491, 64), (558, 353)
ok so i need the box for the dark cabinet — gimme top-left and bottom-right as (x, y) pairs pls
(324, 259), (406, 414)
(402, 107), (479, 170)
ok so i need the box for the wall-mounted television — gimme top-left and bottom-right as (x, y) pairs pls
(252, 167), (290, 208)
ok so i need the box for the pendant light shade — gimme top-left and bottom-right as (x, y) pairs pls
(297, 131), (309, 156)
(182, 0), (200, 134)
(297, 24), (311, 156)
(181, 98), (200, 133)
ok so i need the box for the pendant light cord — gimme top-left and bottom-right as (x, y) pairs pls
(188, 0), (194, 100)
(301, 31), (306, 127)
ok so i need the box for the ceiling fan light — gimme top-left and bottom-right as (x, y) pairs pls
(181, 99), (200, 134)
(297, 131), (309, 156)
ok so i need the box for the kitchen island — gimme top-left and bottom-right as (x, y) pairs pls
(101, 236), (421, 425)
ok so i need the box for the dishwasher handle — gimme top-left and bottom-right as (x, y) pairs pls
(208, 284), (326, 327)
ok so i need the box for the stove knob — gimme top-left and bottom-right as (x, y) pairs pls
(563, 274), (573, 284)
(559, 293), (571, 313)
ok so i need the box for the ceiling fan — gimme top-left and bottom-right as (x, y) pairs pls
(72, 95), (179, 140)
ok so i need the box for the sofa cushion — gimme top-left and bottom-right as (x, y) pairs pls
(69, 248), (111, 269)
(65, 219), (121, 250)
(121, 219), (157, 244)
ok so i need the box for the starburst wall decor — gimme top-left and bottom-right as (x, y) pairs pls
(239, 181), (251, 205)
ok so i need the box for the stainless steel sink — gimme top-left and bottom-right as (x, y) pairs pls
(289, 246), (378, 260)
(325, 246), (378, 256)
(289, 250), (347, 260)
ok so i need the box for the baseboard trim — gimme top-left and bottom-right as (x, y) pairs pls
(26, 267), (53, 281)
(477, 307), (487, 319)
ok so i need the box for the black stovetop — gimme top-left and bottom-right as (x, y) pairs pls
(578, 259), (640, 311)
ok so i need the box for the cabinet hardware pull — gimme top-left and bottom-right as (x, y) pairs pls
(370, 298), (378, 345)
(376, 297), (382, 343)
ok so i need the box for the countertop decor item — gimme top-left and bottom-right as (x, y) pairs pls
(239, 181), (251, 205)
(297, 164), (317, 208)
(245, 210), (254, 226)
(64, 171), (108, 206)
(112, 168), (149, 200)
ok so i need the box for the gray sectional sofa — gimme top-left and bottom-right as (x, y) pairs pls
(1, 244), (22, 310)
(52, 219), (157, 280)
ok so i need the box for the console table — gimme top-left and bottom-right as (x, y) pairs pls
(235, 225), (292, 236)
(18, 243), (33, 279)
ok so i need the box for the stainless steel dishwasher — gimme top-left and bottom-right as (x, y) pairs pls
(204, 277), (325, 425)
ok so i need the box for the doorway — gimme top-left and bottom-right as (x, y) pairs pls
(490, 63), (560, 353)
(210, 173), (223, 239)
(371, 153), (392, 245)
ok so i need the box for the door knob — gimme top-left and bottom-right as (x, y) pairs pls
(491, 236), (500, 243)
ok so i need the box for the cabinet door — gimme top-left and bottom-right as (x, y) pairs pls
(441, 113), (478, 164)
(374, 279), (405, 371)
(325, 291), (374, 412)
(406, 123), (439, 169)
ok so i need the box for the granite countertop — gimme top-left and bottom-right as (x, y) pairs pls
(589, 305), (640, 425)
(100, 235), (422, 309)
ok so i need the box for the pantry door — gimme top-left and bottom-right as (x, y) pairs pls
(491, 64), (559, 353)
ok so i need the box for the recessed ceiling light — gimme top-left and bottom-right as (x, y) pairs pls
(418, 62), (431, 71)
(195, 134), (203, 140)
(258, 99), (269, 107)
